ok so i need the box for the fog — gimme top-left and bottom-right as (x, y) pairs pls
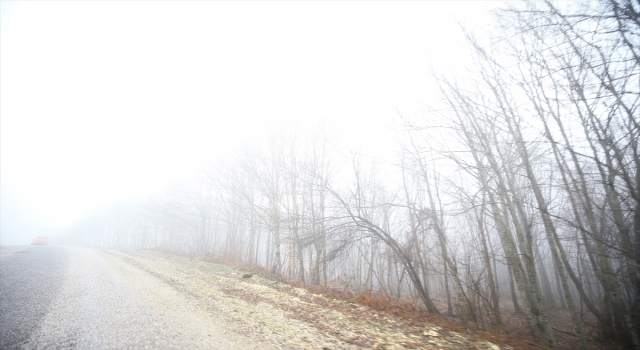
(3, 1), (639, 348)
(1, 1), (490, 245)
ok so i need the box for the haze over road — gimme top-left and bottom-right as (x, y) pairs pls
(0, 246), (258, 349)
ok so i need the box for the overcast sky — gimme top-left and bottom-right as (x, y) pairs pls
(0, 1), (496, 245)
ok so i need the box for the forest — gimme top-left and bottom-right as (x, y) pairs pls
(63, 1), (639, 348)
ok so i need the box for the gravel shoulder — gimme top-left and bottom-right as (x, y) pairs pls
(108, 249), (507, 350)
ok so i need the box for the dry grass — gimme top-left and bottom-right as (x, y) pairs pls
(137, 248), (628, 349)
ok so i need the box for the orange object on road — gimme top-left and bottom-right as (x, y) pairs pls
(31, 237), (49, 245)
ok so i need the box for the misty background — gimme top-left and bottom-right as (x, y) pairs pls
(1, 1), (490, 245)
(3, 1), (640, 348)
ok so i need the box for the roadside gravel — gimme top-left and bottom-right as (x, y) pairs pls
(110, 249), (507, 350)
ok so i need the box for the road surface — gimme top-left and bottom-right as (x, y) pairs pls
(0, 245), (260, 349)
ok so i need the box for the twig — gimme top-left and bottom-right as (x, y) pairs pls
(552, 327), (578, 338)
(342, 276), (354, 295)
(524, 340), (553, 350)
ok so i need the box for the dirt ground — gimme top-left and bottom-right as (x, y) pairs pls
(107, 249), (511, 349)
(108, 249), (630, 350)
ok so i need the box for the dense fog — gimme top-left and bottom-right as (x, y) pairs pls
(2, 1), (639, 348)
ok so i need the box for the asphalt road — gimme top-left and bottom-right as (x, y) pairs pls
(0, 245), (256, 349)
